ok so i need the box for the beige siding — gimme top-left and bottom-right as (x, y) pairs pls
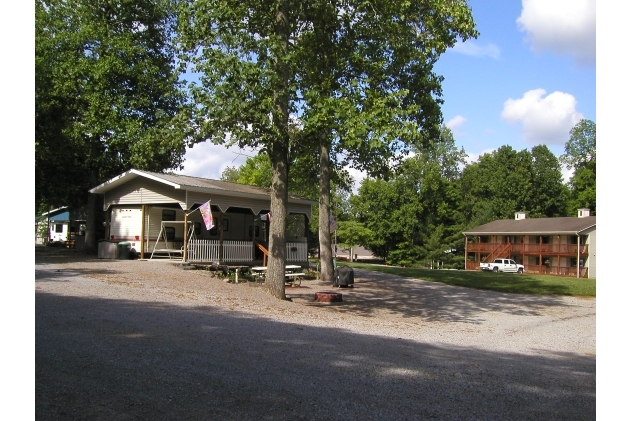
(103, 178), (186, 210)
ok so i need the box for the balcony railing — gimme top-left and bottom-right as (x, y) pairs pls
(467, 242), (588, 255)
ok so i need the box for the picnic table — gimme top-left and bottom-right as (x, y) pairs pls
(249, 265), (305, 286)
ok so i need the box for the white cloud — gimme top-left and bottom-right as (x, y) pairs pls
(517, 0), (596, 66)
(501, 88), (583, 145)
(446, 115), (467, 130)
(175, 142), (257, 180)
(346, 167), (367, 194)
(451, 40), (501, 60)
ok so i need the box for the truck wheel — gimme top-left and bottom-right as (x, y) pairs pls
(493, 267), (498, 273)
(517, 268), (523, 274)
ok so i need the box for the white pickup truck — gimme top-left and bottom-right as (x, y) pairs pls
(480, 258), (525, 274)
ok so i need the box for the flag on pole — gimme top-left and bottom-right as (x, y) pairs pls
(329, 211), (338, 232)
(199, 200), (214, 230)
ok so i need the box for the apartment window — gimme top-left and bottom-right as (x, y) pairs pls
(569, 258), (585, 267)
(570, 235), (588, 245)
(162, 209), (176, 221)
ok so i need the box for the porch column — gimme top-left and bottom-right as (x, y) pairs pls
(219, 211), (224, 262)
(140, 205), (146, 259)
(464, 235), (468, 270)
(577, 234), (580, 278)
(183, 212), (188, 263)
(557, 236), (561, 275)
(539, 235), (542, 274)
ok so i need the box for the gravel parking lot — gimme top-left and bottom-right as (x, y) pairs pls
(36, 247), (595, 420)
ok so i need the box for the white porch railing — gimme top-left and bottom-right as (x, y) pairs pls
(187, 240), (253, 263)
(286, 242), (308, 262)
(187, 240), (307, 263)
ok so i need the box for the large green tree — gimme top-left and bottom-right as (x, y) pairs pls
(177, 1), (477, 296)
(561, 119), (596, 214)
(294, 2), (477, 282)
(460, 145), (533, 225)
(36, 0), (188, 250)
(350, 126), (467, 266)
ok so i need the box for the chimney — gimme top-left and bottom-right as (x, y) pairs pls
(578, 208), (591, 218)
(515, 211), (527, 220)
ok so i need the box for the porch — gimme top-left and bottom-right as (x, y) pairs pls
(151, 239), (309, 265)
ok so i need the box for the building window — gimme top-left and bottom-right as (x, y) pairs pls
(223, 219), (229, 232)
(165, 227), (175, 241)
(249, 226), (260, 239)
(570, 235), (588, 245)
(541, 236), (550, 244)
(55, 224), (63, 233)
(480, 236), (489, 243)
(194, 222), (201, 236)
(162, 209), (176, 221)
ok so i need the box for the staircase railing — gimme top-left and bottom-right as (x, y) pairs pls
(482, 243), (512, 262)
(253, 240), (269, 266)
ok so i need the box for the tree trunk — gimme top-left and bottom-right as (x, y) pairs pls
(84, 166), (99, 254)
(264, 1), (290, 300)
(318, 135), (334, 284)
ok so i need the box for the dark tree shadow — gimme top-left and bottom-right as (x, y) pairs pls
(285, 269), (583, 324)
(36, 291), (595, 421)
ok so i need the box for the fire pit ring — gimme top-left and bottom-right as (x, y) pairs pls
(314, 291), (343, 303)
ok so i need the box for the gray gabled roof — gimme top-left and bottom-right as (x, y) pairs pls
(89, 169), (317, 205)
(463, 216), (596, 236)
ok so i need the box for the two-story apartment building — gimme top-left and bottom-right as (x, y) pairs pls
(463, 209), (596, 279)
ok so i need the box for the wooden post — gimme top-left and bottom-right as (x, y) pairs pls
(219, 211), (224, 263)
(183, 212), (188, 263)
(464, 235), (468, 270)
(539, 235), (542, 275)
(577, 234), (580, 278)
(140, 205), (146, 259)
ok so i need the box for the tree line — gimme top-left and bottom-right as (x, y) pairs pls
(222, 120), (596, 268)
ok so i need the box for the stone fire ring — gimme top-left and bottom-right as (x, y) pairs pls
(314, 291), (343, 303)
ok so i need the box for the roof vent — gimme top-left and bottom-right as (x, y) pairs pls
(515, 211), (527, 220)
(578, 208), (591, 218)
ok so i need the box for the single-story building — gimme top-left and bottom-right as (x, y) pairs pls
(463, 209), (596, 279)
(35, 206), (87, 248)
(89, 169), (317, 264)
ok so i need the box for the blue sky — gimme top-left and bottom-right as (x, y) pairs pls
(176, 0), (596, 187)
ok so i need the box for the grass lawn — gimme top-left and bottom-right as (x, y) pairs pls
(337, 262), (595, 297)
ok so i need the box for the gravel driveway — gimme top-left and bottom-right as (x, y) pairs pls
(35, 247), (595, 420)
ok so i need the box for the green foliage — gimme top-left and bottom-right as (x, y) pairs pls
(350, 127), (467, 265)
(561, 119), (596, 214)
(36, 0), (187, 209)
(335, 221), (373, 251)
(461, 144), (569, 224)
